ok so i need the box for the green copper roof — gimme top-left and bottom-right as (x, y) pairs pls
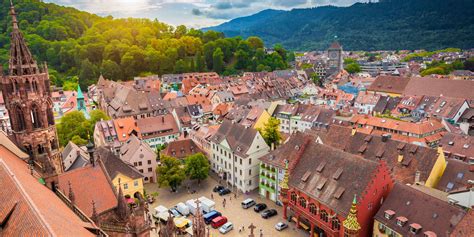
(77, 85), (84, 99)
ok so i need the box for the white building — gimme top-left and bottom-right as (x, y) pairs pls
(210, 120), (270, 193)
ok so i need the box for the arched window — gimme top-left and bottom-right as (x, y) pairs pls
(290, 192), (297, 202)
(47, 103), (55, 126)
(25, 79), (31, 92)
(298, 197), (307, 208)
(37, 144), (45, 154)
(14, 106), (26, 131)
(32, 80), (39, 92)
(14, 80), (19, 93)
(332, 217), (341, 230)
(31, 104), (42, 129)
(309, 203), (318, 215)
(51, 139), (58, 150)
(320, 210), (328, 222)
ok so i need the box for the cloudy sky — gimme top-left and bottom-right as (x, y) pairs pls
(45, 0), (368, 28)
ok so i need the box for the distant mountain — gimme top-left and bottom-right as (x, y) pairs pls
(205, 0), (474, 51)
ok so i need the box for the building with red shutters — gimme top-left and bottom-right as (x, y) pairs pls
(281, 142), (394, 237)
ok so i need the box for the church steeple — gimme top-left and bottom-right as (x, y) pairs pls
(8, 0), (39, 76)
(343, 195), (361, 237)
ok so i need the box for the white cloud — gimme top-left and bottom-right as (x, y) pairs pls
(44, 0), (368, 27)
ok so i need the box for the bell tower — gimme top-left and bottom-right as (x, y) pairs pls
(1, 1), (63, 176)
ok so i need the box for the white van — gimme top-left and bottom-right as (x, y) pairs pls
(176, 202), (190, 216)
(241, 198), (256, 209)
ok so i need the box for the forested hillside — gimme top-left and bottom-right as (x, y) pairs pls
(206, 0), (474, 51)
(0, 0), (289, 90)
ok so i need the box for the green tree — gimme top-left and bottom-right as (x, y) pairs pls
(174, 59), (188, 73)
(310, 73), (321, 86)
(212, 48), (224, 73)
(101, 60), (121, 81)
(157, 156), (186, 191)
(78, 59), (98, 90)
(71, 135), (88, 146)
(345, 63), (361, 74)
(57, 111), (88, 147)
(258, 117), (282, 147)
(195, 50), (205, 72)
(247, 36), (264, 50)
(184, 153), (210, 184)
(87, 110), (109, 135)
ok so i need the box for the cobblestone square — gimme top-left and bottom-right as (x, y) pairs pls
(145, 176), (308, 237)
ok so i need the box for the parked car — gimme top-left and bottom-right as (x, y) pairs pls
(261, 209), (278, 219)
(219, 222), (234, 234)
(275, 222), (288, 231)
(241, 198), (256, 209)
(253, 203), (267, 212)
(169, 208), (181, 217)
(203, 210), (222, 225)
(211, 216), (228, 228)
(218, 188), (231, 196)
(213, 185), (225, 192)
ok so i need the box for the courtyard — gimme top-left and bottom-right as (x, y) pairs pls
(145, 175), (308, 237)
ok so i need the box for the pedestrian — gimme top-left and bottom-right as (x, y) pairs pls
(229, 196), (232, 201)
(234, 193), (237, 198)
(211, 193), (214, 199)
(242, 225), (245, 231)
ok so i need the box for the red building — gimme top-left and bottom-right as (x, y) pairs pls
(280, 142), (394, 237)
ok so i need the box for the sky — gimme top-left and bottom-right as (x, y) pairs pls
(44, 0), (369, 28)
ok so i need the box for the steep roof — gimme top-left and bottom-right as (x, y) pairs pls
(136, 114), (179, 136)
(62, 141), (90, 171)
(289, 142), (379, 216)
(367, 76), (411, 94)
(113, 117), (140, 142)
(57, 163), (118, 217)
(403, 77), (474, 100)
(259, 132), (314, 168)
(313, 125), (439, 184)
(120, 135), (156, 164)
(211, 119), (262, 157)
(435, 159), (474, 193)
(439, 132), (474, 159)
(162, 139), (204, 159)
(375, 183), (465, 236)
(96, 147), (144, 180)
(0, 133), (95, 236)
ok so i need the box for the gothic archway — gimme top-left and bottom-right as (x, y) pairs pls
(31, 104), (42, 129)
(14, 105), (26, 131)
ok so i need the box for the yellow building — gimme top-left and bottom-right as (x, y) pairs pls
(425, 147), (447, 188)
(254, 110), (271, 131)
(96, 147), (145, 198)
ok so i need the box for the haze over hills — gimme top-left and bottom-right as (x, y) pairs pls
(205, 0), (474, 51)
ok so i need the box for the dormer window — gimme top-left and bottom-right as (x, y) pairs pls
(396, 216), (408, 227)
(409, 223), (422, 234)
(384, 210), (395, 220)
(424, 231), (437, 237)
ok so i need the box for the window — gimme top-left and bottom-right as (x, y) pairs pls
(138, 161), (142, 166)
(134, 162), (138, 166)
(378, 223), (386, 233)
(134, 180), (139, 186)
(309, 203), (317, 215)
(124, 183), (128, 189)
(298, 197), (307, 208)
(240, 159), (242, 165)
(249, 169), (252, 175)
(148, 168), (152, 172)
(139, 169), (143, 173)
(249, 180), (252, 185)
(249, 158), (252, 165)
(290, 192), (297, 202)
(320, 210), (328, 222)
(240, 169), (242, 175)
(332, 218), (340, 230)
(148, 160), (152, 165)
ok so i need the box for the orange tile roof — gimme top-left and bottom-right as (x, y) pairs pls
(186, 94), (211, 106)
(0, 133), (95, 236)
(57, 163), (118, 217)
(113, 117), (140, 142)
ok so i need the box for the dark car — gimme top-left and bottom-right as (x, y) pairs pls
(261, 209), (277, 219)
(213, 185), (225, 193)
(218, 188), (231, 196)
(253, 203), (267, 213)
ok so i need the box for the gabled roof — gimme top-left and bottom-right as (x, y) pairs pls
(62, 141), (90, 171)
(120, 135), (156, 164)
(404, 77), (474, 100)
(96, 147), (144, 180)
(435, 159), (474, 193)
(161, 139), (204, 159)
(289, 142), (379, 216)
(375, 183), (465, 236)
(57, 162), (118, 217)
(367, 76), (411, 94)
(0, 132), (94, 236)
(211, 119), (262, 157)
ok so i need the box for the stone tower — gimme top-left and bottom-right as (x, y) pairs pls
(328, 40), (343, 72)
(1, 1), (63, 177)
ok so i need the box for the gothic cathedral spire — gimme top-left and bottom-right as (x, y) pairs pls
(1, 1), (63, 180)
(343, 195), (361, 237)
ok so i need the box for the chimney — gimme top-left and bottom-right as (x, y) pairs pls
(382, 134), (390, 142)
(162, 116), (165, 123)
(414, 170), (421, 184)
(351, 127), (356, 136)
(86, 141), (95, 167)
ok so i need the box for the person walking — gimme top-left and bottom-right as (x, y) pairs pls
(211, 193), (214, 199)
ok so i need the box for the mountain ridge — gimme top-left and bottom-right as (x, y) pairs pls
(205, 0), (474, 51)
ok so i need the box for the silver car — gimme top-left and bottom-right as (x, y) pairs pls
(219, 222), (233, 234)
(275, 222), (288, 231)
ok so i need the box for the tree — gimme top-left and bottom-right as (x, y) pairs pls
(184, 153), (210, 184)
(310, 73), (321, 86)
(259, 117), (282, 147)
(57, 111), (88, 147)
(247, 36), (264, 50)
(157, 156), (186, 191)
(212, 48), (224, 73)
(174, 59), (188, 73)
(101, 60), (121, 81)
(345, 63), (361, 74)
(71, 135), (88, 146)
(195, 50), (205, 72)
(87, 110), (109, 135)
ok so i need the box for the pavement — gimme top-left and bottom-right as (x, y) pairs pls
(145, 176), (308, 237)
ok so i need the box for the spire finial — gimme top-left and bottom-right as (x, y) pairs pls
(343, 194), (361, 232)
(10, 0), (18, 30)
